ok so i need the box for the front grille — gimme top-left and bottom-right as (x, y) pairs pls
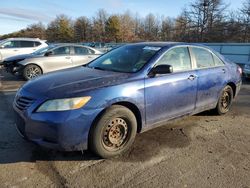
(15, 96), (35, 111)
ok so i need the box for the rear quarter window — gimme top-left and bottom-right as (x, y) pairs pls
(213, 54), (225, 66)
(34, 42), (41, 47)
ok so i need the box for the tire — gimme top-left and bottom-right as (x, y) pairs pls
(89, 105), (137, 158)
(214, 85), (233, 115)
(23, 64), (42, 80)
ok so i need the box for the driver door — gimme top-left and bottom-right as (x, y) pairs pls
(145, 47), (198, 126)
(0, 40), (20, 60)
(44, 46), (73, 72)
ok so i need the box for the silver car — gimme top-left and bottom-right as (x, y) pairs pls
(16, 44), (102, 80)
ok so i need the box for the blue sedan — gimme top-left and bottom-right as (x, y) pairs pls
(13, 42), (242, 158)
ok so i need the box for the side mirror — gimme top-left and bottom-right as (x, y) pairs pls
(44, 51), (52, 56)
(149, 64), (173, 77)
(0, 45), (4, 49)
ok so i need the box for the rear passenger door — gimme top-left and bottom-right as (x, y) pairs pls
(190, 47), (227, 110)
(19, 41), (38, 54)
(71, 46), (98, 66)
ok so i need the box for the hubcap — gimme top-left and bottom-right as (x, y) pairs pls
(221, 90), (230, 109)
(102, 118), (128, 151)
(26, 66), (41, 79)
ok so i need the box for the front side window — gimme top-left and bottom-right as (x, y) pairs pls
(1, 41), (19, 48)
(74, 47), (90, 55)
(192, 47), (215, 68)
(156, 47), (192, 72)
(52, 46), (70, 55)
(88, 45), (161, 73)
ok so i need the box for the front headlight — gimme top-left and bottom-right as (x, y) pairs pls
(36, 96), (91, 112)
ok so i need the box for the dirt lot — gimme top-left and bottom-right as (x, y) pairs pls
(0, 68), (249, 188)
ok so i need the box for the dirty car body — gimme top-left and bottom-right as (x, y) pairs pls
(13, 42), (242, 152)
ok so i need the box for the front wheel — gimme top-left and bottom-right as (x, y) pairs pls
(23, 64), (42, 80)
(214, 85), (233, 115)
(89, 105), (137, 158)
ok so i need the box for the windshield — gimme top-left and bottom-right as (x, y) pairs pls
(88, 45), (161, 73)
(32, 45), (55, 55)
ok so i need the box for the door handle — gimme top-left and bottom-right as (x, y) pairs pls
(13, 49), (18, 52)
(188, 75), (197, 80)
(222, 69), (226, 73)
(88, 56), (92, 58)
(65, 56), (71, 59)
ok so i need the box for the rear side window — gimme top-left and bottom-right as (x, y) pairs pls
(20, 41), (35, 47)
(52, 46), (70, 55)
(74, 47), (90, 55)
(192, 47), (215, 68)
(156, 47), (192, 72)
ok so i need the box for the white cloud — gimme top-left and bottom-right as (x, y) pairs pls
(0, 8), (53, 23)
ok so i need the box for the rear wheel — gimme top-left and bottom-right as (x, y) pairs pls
(89, 105), (137, 158)
(23, 64), (42, 80)
(214, 85), (233, 115)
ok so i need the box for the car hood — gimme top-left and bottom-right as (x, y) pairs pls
(22, 66), (131, 98)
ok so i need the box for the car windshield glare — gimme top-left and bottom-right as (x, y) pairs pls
(88, 45), (161, 73)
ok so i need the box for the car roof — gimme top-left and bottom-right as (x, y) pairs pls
(4, 37), (45, 41)
(127, 42), (210, 49)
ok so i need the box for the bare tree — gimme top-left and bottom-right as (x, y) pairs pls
(160, 17), (175, 41)
(74, 16), (91, 42)
(119, 11), (136, 42)
(143, 13), (160, 41)
(46, 15), (73, 42)
(240, 0), (250, 42)
(186, 0), (228, 42)
(92, 9), (108, 42)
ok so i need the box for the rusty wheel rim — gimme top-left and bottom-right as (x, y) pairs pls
(102, 117), (129, 151)
(221, 89), (231, 110)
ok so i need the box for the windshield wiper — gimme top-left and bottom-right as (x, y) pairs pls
(91, 66), (106, 71)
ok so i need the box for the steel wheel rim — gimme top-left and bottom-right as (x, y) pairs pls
(26, 66), (41, 79)
(102, 117), (129, 151)
(221, 89), (231, 110)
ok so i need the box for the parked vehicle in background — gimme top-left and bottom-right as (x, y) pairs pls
(3, 45), (56, 75)
(15, 44), (102, 80)
(243, 63), (250, 79)
(0, 38), (48, 64)
(13, 42), (242, 158)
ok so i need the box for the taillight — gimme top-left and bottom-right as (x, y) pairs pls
(237, 66), (242, 75)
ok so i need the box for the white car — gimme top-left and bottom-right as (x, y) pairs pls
(0, 38), (48, 64)
(243, 64), (250, 78)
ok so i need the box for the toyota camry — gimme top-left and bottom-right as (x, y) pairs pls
(13, 42), (242, 158)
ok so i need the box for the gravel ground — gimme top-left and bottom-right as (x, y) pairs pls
(0, 69), (249, 188)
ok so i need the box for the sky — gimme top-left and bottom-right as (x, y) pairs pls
(0, 0), (245, 35)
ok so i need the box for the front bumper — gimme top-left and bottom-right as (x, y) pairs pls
(13, 90), (102, 151)
(243, 68), (250, 78)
